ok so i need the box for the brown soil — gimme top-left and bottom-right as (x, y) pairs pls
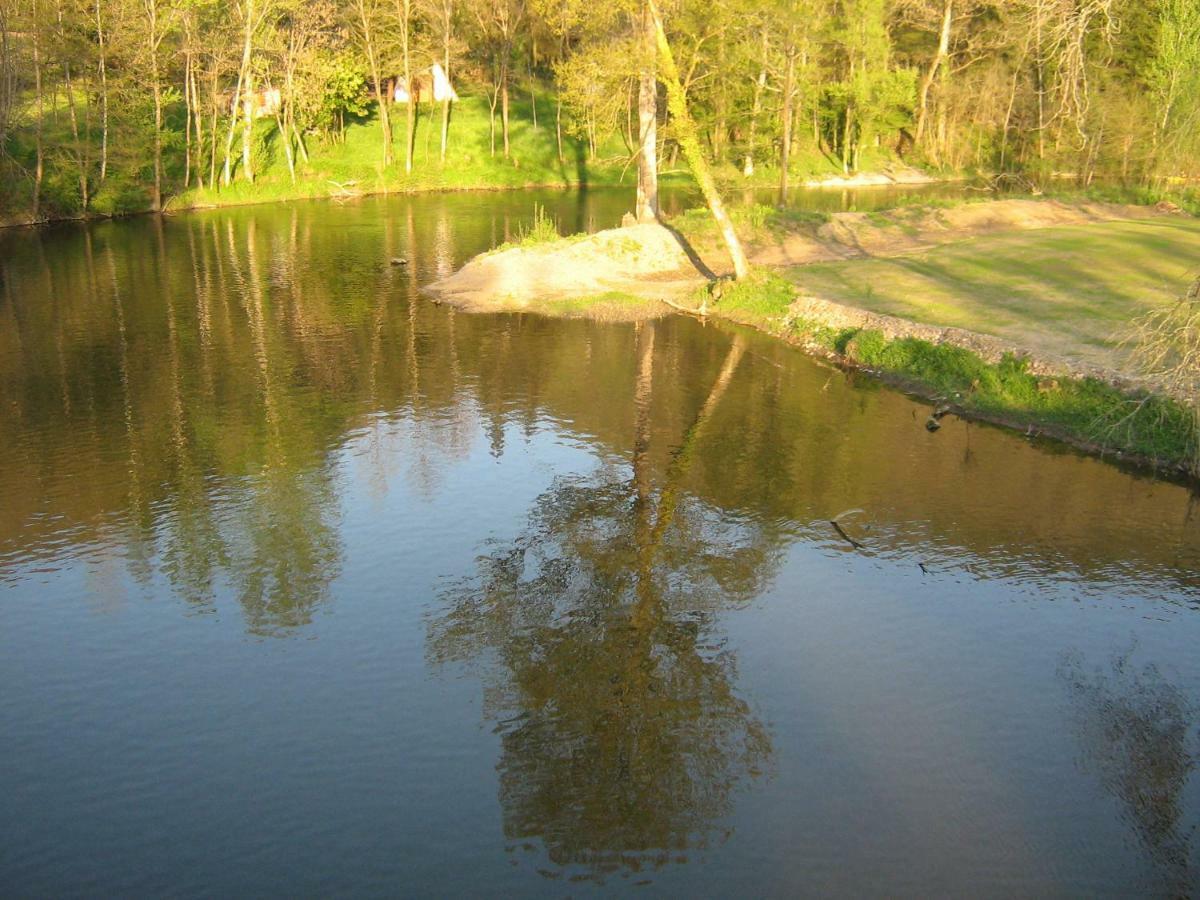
(745, 198), (1167, 267)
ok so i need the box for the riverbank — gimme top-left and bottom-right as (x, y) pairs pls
(425, 198), (1200, 476)
(1, 86), (933, 228)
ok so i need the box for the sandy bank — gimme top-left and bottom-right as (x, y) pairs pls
(801, 167), (942, 188)
(427, 198), (1178, 317)
(423, 223), (706, 317)
(421, 197), (1198, 474)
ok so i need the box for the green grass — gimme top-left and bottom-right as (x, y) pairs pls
(175, 91), (636, 211)
(486, 202), (583, 255)
(836, 332), (1195, 465)
(0, 87), (648, 221)
(540, 291), (661, 320)
(670, 203), (831, 244)
(697, 269), (797, 325)
(790, 217), (1200, 370)
(667, 265), (1198, 472)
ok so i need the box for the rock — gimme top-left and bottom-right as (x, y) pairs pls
(925, 416), (942, 432)
(1156, 199), (1183, 214)
(390, 257), (408, 266)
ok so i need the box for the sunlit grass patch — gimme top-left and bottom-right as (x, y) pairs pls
(824, 328), (1196, 465)
(541, 291), (663, 321)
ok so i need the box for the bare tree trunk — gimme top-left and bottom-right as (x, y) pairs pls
(647, 0), (748, 280)
(915, 0), (952, 149)
(184, 53), (193, 188)
(94, 0), (108, 181)
(635, 0), (658, 222)
(55, 0), (88, 210)
(500, 51), (510, 158)
(743, 26), (768, 176)
(152, 66), (164, 208)
(356, 0), (391, 167)
(779, 48), (795, 203)
(222, 0), (254, 186)
(396, 0), (414, 173)
(528, 54), (536, 130)
(32, 16), (44, 219)
(488, 76), (498, 156)
(439, 3), (452, 163)
(240, 69), (254, 183)
(0, 5), (11, 152)
(190, 57), (205, 187)
(555, 94), (563, 162)
(274, 110), (295, 183)
(841, 106), (852, 173)
(209, 68), (220, 187)
(293, 124), (308, 162)
(1034, 1), (1045, 163)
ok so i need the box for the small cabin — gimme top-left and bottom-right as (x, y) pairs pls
(228, 88), (282, 120)
(392, 64), (458, 105)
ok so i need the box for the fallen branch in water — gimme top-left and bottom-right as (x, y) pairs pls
(830, 520), (864, 551)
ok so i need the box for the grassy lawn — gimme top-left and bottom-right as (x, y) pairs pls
(174, 92), (634, 210)
(789, 216), (1200, 369)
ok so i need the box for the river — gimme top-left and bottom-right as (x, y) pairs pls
(2, 188), (1199, 895)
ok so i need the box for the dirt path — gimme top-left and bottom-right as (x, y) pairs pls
(737, 198), (1169, 267)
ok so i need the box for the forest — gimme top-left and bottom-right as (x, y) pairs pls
(0, 0), (1198, 221)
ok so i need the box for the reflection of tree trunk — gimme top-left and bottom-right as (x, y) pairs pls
(107, 243), (149, 570)
(632, 322), (656, 507)
(630, 331), (743, 637)
(650, 334), (744, 549)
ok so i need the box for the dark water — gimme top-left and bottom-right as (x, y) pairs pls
(2, 188), (1200, 896)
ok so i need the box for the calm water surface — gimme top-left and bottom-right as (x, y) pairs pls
(2, 188), (1200, 896)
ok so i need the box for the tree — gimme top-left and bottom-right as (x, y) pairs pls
(1145, 0), (1200, 172)
(350, 0), (392, 167)
(647, 0), (749, 279)
(420, 0), (459, 162)
(471, 0), (524, 158)
(635, 0), (658, 221)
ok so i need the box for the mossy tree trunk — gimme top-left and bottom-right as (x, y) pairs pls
(647, 0), (749, 279)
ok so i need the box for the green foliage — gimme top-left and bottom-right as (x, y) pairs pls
(308, 53), (370, 138)
(1145, 0), (1200, 160)
(820, 331), (1197, 464)
(518, 203), (562, 245)
(490, 202), (567, 252)
(707, 269), (797, 320)
(4, 0), (1200, 223)
(554, 39), (635, 157)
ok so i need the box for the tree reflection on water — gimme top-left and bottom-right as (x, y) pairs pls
(1060, 645), (1199, 893)
(429, 326), (777, 880)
